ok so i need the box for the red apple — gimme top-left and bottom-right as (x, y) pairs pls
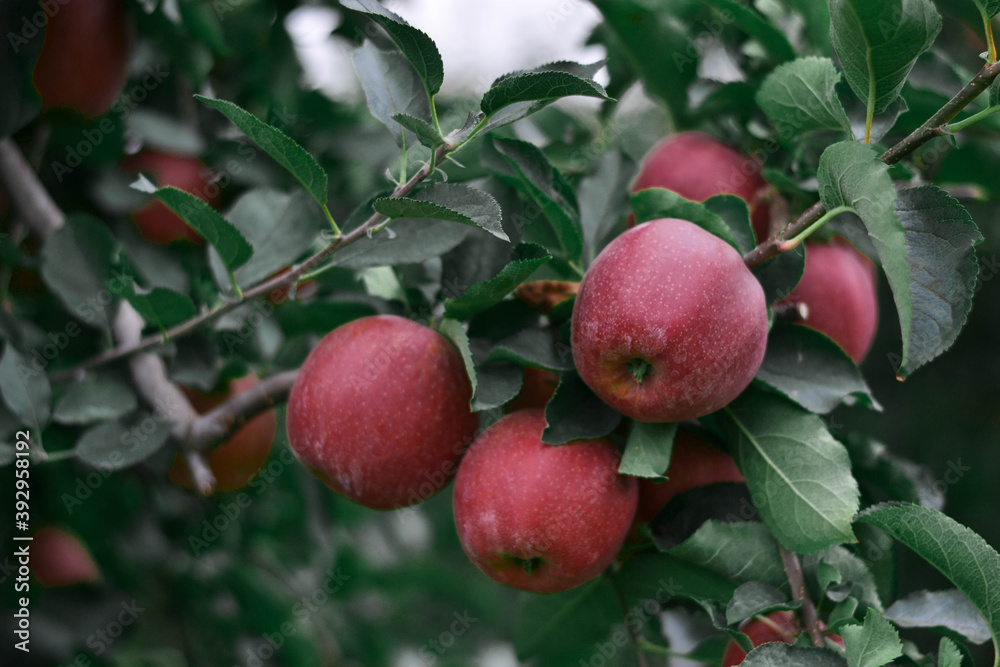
(169, 376), (277, 493)
(32, 0), (130, 118)
(506, 367), (559, 412)
(453, 409), (638, 593)
(286, 315), (479, 510)
(31, 527), (99, 588)
(572, 219), (768, 423)
(777, 238), (878, 363)
(631, 132), (770, 240)
(635, 431), (744, 524)
(721, 611), (844, 666)
(121, 150), (219, 244)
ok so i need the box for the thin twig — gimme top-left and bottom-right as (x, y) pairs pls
(779, 546), (823, 648)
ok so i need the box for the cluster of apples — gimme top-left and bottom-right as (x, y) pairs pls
(284, 131), (880, 603)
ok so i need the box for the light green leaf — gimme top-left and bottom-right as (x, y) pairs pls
(757, 57), (852, 137)
(444, 243), (551, 321)
(619, 421), (678, 479)
(842, 608), (903, 667)
(726, 582), (800, 625)
(195, 95), (328, 205)
(352, 42), (432, 147)
(74, 414), (173, 470)
(333, 218), (471, 269)
(373, 183), (508, 241)
(53, 377), (138, 425)
(885, 589), (991, 645)
(975, 0), (1000, 21)
(0, 345), (50, 431)
(938, 637), (965, 667)
(742, 644), (848, 666)
(391, 112), (443, 148)
(722, 390), (860, 553)
(629, 189), (740, 251)
(666, 521), (788, 590)
(119, 279), (196, 334)
(481, 71), (610, 118)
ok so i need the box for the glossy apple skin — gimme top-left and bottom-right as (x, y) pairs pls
(32, 0), (130, 118)
(721, 611), (843, 666)
(453, 410), (638, 593)
(121, 150), (218, 244)
(169, 376), (277, 493)
(506, 367), (560, 412)
(572, 219), (768, 423)
(631, 132), (770, 240)
(31, 527), (99, 588)
(777, 238), (878, 363)
(287, 315), (479, 510)
(635, 431), (744, 524)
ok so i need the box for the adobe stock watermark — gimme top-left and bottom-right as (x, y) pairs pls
(410, 610), (478, 666)
(6, 0), (69, 53)
(55, 599), (146, 667)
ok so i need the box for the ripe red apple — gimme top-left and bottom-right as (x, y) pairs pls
(453, 409), (638, 593)
(506, 367), (560, 412)
(721, 611), (843, 666)
(635, 431), (744, 524)
(631, 132), (770, 240)
(572, 219), (768, 423)
(121, 150), (219, 244)
(32, 0), (130, 118)
(777, 237), (878, 363)
(31, 527), (99, 588)
(169, 376), (277, 493)
(287, 315), (479, 510)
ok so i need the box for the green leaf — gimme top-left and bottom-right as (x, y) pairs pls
(390, 112), (443, 148)
(0, 0), (42, 140)
(579, 150), (636, 262)
(938, 637), (966, 667)
(855, 503), (1000, 662)
(136, 183), (253, 273)
(700, 0), (796, 62)
(722, 390), (860, 554)
(486, 329), (574, 372)
(438, 318), (477, 408)
(842, 434), (945, 510)
(806, 546), (884, 613)
(755, 324), (877, 414)
(472, 362), (522, 412)
(481, 71), (610, 118)
(629, 189), (740, 251)
(704, 195), (756, 255)
(40, 214), (119, 332)
(195, 95), (328, 205)
(333, 218), (471, 269)
(615, 552), (738, 607)
(590, 0), (698, 121)
(542, 372), (621, 445)
(209, 190), (324, 292)
(666, 521), (788, 590)
(488, 137), (583, 264)
(829, 0), (941, 114)
(74, 414), (173, 471)
(619, 421), (678, 479)
(444, 243), (551, 320)
(785, 0), (832, 51)
(53, 378), (138, 425)
(119, 279), (197, 334)
(893, 186), (983, 378)
(373, 183), (508, 241)
(352, 41), (432, 147)
(757, 57), (852, 138)
(842, 608), (903, 667)
(975, 0), (1000, 20)
(340, 0), (444, 96)
(754, 244), (806, 304)
(726, 582), (800, 625)
(514, 577), (621, 663)
(0, 344), (50, 431)
(742, 644), (848, 666)
(884, 589), (991, 645)
(275, 301), (377, 337)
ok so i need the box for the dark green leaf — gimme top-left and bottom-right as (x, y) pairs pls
(0, 344), (50, 431)
(275, 301), (377, 337)
(0, 0), (42, 139)
(722, 390), (860, 553)
(757, 57), (852, 137)
(486, 328), (574, 372)
(754, 244), (806, 304)
(700, 0), (796, 62)
(0, 444), (14, 467)
(438, 318), (477, 407)
(842, 608), (903, 667)
(445, 243), (551, 320)
(472, 362), (522, 412)
(975, 0), (1000, 20)
(842, 434), (945, 510)
(514, 577), (621, 663)
(542, 372), (621, 445)
(125, 108), (205, 156)
(390, 112), (443, 148)
(705, 195), (756, 255)
(806, 546), (884, 613)
(333, 218), (471, 269)
(855, 503), (1000, 659)
(785, 0), (832, 51)
(742, 644), (848, 666)
(40, 214), (119, 331)
(726, 582), (800, 625)
(629, 189), (740, 251)
(119, 279), (196, 333)
(667, 521), (788, 590)
(74, 413), (173, 471)
(373, 183), (508, 241)
(615, 552), (738, 607)
(53, 377), (137, 425)
(352, 41), (432, 147)
(755, 324), (877, 414)
(829, 0), (941, 114)
(893, 186), (982, 377)
(196, 96), (328, 205)
(884, 589), (991, 645)
(340, 0), (444, 96)
(579, 150), (636, 262)
(619, 421), (677, 479)
(481, 71), (610, 118)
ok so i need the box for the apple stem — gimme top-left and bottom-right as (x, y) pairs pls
(778, 546), (824, 648)
(628, 358), (653, 384)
